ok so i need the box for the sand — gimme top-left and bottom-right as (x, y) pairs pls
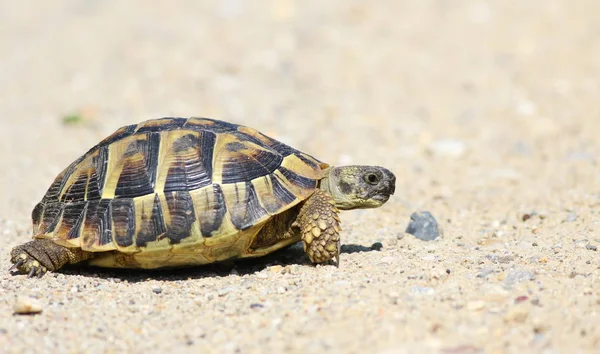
(1, 1), (600, 353)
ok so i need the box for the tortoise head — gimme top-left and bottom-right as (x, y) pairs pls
(320, 165), (396, 210)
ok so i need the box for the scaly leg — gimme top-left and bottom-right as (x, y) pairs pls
(295, 189), (342, 266)
(10, 239), (93, 277)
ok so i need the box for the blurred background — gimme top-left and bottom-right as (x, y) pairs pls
(3, 0), (600, 246)
(2, 1), (600, 352)
(2, 0), (600, 250)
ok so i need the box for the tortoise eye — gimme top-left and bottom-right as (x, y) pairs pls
(365, 173), (380, 185)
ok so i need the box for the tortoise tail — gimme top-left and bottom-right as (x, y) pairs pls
(9, 239), (93, 277)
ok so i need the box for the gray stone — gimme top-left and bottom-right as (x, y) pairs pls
(405, 211), (441, 241)
(504, 269), (535, 286)
(586, 244), (597, 251)
(477, 267), (495, 278)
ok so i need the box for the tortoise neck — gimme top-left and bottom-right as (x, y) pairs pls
(318, 166), (335, 196)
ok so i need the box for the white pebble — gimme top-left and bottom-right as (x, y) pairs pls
(14, 296), (43, 315)
(467, 300), (486, 311)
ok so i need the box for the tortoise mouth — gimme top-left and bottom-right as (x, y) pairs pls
(372, 194), (390, 202)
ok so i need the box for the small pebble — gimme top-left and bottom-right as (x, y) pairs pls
(504, 269), (535, 286)
(497, 255), (514, 264)
(409, 286), (435, 296)
(477, 267), (494, 278)
(250, 303), (264, 309)
(586, 244), (597, 251)
(14, 297), (43, 315)
(515, 295), (529, 304)
(405, 211), (441, 241)
(574, 239), (588, 248)
(152, 287), (163, 294)
(467, 300), (486, 311)
(269, 265), (284, 273)
(564, 212), (578, 223)
(256, 272), (269, 279)
(218, 286), (238, 296)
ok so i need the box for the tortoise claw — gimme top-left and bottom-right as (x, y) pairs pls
(26, 264), (47, 278)
(9, 258), (25, 272)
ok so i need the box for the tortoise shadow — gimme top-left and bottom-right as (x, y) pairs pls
(55, 242), (382, 282)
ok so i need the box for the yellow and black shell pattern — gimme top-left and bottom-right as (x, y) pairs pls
(30, 117), (328, 262)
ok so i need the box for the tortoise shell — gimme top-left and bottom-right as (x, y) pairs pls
(31, 117), (328, 268)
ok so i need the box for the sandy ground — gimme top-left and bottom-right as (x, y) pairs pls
(1, 1), (600, 353)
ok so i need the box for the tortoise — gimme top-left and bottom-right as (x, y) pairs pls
(9, 117), (395, 277)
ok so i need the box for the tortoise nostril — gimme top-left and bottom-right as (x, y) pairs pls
(388, 182), (396, 195)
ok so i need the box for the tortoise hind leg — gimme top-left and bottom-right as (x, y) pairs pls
(296, 190), (342, 266)
(10, 239), (93, 277)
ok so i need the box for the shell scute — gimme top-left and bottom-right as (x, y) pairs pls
(111, 198), (136, 247)
(189, 184), (229, 238)
(164, 190), (197, 243)
(212, 132), (283, 184)
(113, 132), (161, 198)
(158, 130), (215, 193)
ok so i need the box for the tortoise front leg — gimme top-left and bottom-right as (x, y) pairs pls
(10, 239), (93, 277)
(296, 190), (342, 266)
